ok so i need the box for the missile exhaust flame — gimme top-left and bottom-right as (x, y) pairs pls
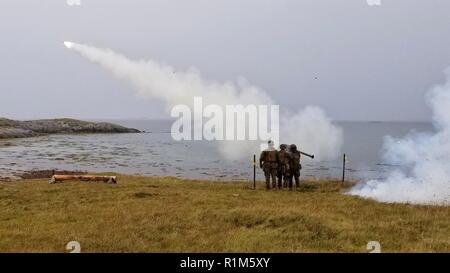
(64, 41), (73, 49)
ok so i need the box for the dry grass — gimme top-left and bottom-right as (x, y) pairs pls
(0, 175), (448, 253)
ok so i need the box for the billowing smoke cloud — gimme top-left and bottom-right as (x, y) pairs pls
(65, 41), (342, 160)
(281, 106), (343, 160)
(349, 68), (450, 205)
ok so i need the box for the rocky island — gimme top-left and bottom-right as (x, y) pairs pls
(0, 117), (140, 139)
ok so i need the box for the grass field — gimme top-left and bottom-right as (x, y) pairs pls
(0, 175), (448, 253)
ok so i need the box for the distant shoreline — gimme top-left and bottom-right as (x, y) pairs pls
(0, 117), (141, 139)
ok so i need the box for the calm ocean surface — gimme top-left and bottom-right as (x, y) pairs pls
(0, 120), (433, 181)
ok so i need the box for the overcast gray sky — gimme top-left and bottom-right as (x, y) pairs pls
(1, 0), (450, 121)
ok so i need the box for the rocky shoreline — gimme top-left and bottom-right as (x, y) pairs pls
(0, 117), (141, 139)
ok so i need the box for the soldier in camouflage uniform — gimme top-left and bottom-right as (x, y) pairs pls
(288, 144), (302, 189)
(259, 140), (279, 189)
(277, 144), (291, 189)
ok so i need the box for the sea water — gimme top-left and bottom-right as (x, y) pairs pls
(0, 121), (433, 181)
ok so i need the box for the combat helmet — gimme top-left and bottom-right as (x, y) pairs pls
(290, 144), (297, 152)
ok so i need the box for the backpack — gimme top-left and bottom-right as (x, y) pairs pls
(279, 150), (289, 164)
(266, 150), (278, 162)
(290, 151), (301, 169)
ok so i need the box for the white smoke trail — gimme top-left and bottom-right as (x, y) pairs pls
(349, 68), (450, 205)
(65, 41), (342, 160)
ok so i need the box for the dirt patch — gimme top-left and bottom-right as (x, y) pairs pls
(134, 192), (159, 198)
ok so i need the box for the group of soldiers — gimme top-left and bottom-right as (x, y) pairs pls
(259, 140), (302, 190)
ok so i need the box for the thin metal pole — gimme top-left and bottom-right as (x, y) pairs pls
(342, 153), (346, 182)
(253, 154), (256, 190)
